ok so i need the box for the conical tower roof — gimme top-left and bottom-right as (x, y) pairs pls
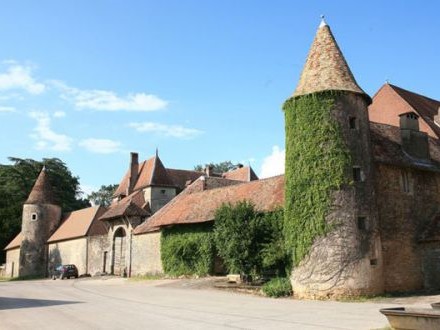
(293, 18), (368, 99)
(25, 167), (56, 204)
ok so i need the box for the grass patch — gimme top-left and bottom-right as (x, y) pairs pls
(261, 277), (292, 298)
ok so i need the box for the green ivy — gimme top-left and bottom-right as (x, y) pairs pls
(283, 92), (351, 266)
(161, 222), (215, 276)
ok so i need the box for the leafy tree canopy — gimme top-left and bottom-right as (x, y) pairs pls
(0, 157), (90, 263)
(87, 184), (118, 207)
(194, 161), (238, 173)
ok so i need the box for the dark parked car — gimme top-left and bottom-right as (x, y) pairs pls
(52, 264), (79, 280)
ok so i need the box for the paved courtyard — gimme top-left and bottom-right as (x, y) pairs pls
(0, 277), (437, 329)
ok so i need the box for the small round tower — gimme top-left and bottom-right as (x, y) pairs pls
(283, 18), (383, 298)
(19, 167), (61, 277)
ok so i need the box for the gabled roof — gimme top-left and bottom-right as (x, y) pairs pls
(370, 122), (440, 171)
(100, 190), (149, 221)
(389, 84), (440, 137)
(166, 168), (204, 190)
(134, 175), (284, 234)
(4, 232), (23, 251)
(47, 206), (107, 243)
(222, 166), (258, 182)
(25, 167), (56, 204)
(113, 156), (192, 197)
(293, 19), (368, 100)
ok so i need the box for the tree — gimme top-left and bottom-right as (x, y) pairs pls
(213, 201), (288, 278)
(87, 184), (118, 206)
(0, 157), (90, 263)
(194, 161), (238, 173)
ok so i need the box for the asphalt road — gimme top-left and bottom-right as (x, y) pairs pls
(0, 277), (403, 329)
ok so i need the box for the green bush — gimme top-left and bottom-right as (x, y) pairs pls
(161, 222), (215, 276)
(214, 201), (288, 276)
(283, 92), (351, 266)
(262, 277), (292, 298)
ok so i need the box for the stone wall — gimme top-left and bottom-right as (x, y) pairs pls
(5, 248), (20, 278)
(20, 203), (61, 277)
(290, 93), (384, 298)
(376, 163), (440, 292)
(143, 187), (176, 213)
(131, 231), (163, 276)
(87, 234), (110, 276)
(48, 238), (87, 275)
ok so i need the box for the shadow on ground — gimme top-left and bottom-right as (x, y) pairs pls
(0, 297), (82, 310)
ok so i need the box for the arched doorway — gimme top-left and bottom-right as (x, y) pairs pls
(112, 227), (127, 276)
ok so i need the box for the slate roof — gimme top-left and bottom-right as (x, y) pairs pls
(293, 20), (368, 100)
(388, 84), (440, 137)
(222, 166), (258, 181)
(134, 175), (284, 234)
(25, 167), (56, 204)
(100, 190), (149, 221)
(370, 122), (440, 171)
(48, 206), (107, 243)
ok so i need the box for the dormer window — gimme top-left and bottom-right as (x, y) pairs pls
(31, 213), (38, 221)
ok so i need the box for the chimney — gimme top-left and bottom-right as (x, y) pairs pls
(399, 112), (430, 160)
(434, 107), (440, 127)
(204, 165), (214, 177)
(127, 152), (139, 194)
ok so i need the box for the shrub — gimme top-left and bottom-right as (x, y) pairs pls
(214, 201), (288, 276)
(161, 222), (215, 276)
(262, 277), (292, 298)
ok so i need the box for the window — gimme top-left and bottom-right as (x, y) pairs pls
(349, 117), (357, 129)
(370, 259), (378, 266)
(353, 167), (362, 182)
(357, 216), (367, 230)
(161, 189), (166, 194)
(401, 170), (412, 194)
(31, 213), (38, 221)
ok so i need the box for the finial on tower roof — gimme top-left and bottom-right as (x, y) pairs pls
(385, 78), (390, 84)
(42, 165), (46, 172)
(155, 147), (158, 157)
(319, 15), (327, 28)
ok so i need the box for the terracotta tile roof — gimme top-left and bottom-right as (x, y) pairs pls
(388, 84), (440, 138)
(166, 168), (204, 190)
(100, 190), (149, 221)
(222, 166), (258, 181)
(133, 175), (284, 234)
(25, 167), (56, 204)
(293, 20), (368, 100)
(183, 176), (244, 194)
(4, 232), (23, 250)
(370, 122), (440, 171)
(47, 206), (106, 243)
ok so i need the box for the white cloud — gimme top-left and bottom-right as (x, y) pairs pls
(128, 122), (204, 139)
(79, 138), (122, 154)
(0, 63), (45, 94)
(0, 106), (16, 112)
(53, 111), (66, 118)
(29, 111), (73, 151)
(52, 81), (167, 112)
(260, 145), (285, 178)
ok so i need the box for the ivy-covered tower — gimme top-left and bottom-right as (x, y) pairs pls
(19, 167), (61, 277)
(283, 18), (383, 298)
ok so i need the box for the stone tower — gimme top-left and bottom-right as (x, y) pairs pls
(19, 167), (61, 277)
(284, 18), (383, 298)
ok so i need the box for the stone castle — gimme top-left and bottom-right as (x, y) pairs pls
(5, 19), (440, 298)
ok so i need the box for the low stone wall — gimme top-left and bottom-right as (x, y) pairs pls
(5, 248), (20, 278)
(131, 231), (163, 276)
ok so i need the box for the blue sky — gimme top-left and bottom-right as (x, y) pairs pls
(0, 1), (439, 196)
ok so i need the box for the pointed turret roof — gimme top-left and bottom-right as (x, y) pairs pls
(293, 18), (368, 99)
(25, 166), (56, 204)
